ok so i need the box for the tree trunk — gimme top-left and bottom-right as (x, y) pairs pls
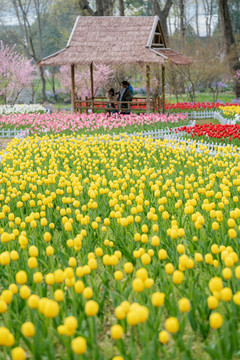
(203, 0), (209, 37)
(152, 0), (173, 45)
(96, 0), (104, 15)
(195, 0), (199, 36)
(102, 0), (109, 15)
(208, 0), (214, 37)
(203, 0), (214, 37)
(159, 16), (168, 44)
(217, 0), (240, 97)
(31, 82), (36, 104)
(179, 0), (186, 93)
(119, 0), (125, 16)
(12, 0), (26, 51)
(179, 0), (185, 48)
(107, 0), (114, 15)
(39, 67), (46, 102)
(51, 72), (57, 101)
(168, 15), (172, 36)
(13, 0), (47, 101)
(33, 0), (43, 58)
(79, 0), (118, 17)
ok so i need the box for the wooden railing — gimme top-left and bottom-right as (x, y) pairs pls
(74, 97), (165, 113)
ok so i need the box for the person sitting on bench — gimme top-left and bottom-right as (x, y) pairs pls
(106, 88), (117, 114)
(117, 81), (132, 114)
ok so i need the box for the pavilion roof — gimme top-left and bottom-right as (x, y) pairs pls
(38, 16), (193, 67)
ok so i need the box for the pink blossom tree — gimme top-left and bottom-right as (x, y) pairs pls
(0, 41), (34, 104)
(58, 64), (113, 99)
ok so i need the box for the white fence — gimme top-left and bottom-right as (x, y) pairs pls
(165, 140), (239, 157)
(213, 111), (232, 125)
(187, 111), (214, 119)
(0, 128), (29, 139)
(111, 120), (195, 142)
(0, 129), (29, 163)
(116, 129), (239, 156)
(83, 126), (240, 158)
(122, 129), (239, 156)
(187, 111), (233, 125)
(109, 121), (239, 157)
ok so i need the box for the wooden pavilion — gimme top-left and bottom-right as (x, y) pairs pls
(38, 16), (193, 114)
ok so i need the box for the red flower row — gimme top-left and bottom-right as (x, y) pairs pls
(74, 101), (240, 111)
(165, 102), (240, 110)
(175, 123), (240, 142)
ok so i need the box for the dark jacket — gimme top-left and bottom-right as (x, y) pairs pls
(128, 84), (133, 97)
(118, 88), (132, 110)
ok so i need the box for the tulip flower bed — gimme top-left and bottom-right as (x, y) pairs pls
(219, 106), (240, 123)
(0, 133), (240, 360)
(0, 112), (189, 135)
(166, 101), (240, 113)
(166, 101), (224, 112)
(0, 105), (46, 115)
(175, 123), (240, 146)
(165, 102), (240, 111)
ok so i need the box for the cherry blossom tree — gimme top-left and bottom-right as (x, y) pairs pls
(58, 64), (113, 99)
(0, 41), (34, 104)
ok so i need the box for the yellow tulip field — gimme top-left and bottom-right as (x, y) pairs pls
(220, 106), (240, 120)
(0, 133), (240, 360)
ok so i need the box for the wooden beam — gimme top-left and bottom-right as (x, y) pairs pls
(146, 64), (150, 114)
(90, 62), (94, 100)
(151, 43), (165, 47)
(162, 65), (165, 114)
(71, 64), (75, 114)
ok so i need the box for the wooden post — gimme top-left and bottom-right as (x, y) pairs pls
(90, 62), (94, 113)
(90, 62), (94, 99)
(71, 64), (75, 114)
(79, 97), (82, 114)
(162, 65), (165, 114)
(146, 63), (150, 114)
(157, 95), (161, 113)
